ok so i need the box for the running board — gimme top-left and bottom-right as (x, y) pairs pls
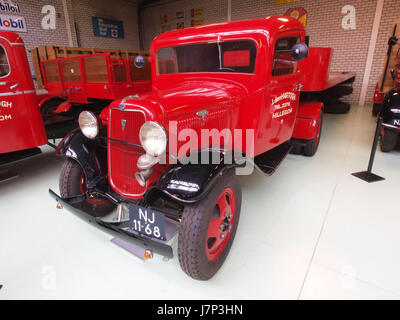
(0, 147), (42, 166)
(254, 142), (292, 176)
(0, 169), (18, 183)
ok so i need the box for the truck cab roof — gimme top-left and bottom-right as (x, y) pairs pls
(149, 16), (306, 90)
(0, 31), (24, 45)
(151, 16), (305, 50)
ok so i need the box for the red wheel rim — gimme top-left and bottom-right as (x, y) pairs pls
(205, 187), (236, 262)
(79, 173), (109, 205)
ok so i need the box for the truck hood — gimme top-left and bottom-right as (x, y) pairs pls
(113, 79), (247, 123)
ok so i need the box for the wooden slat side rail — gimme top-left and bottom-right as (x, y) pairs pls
(83, 55), (109, 83)
(129, 60), (152, 81)
(31, 48), (43, 89)
(61, 58), (82, 83)
(31, 45), (150, 89)
(42, 60), (60, 83)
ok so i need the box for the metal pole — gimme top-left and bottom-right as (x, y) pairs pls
(381, 24), (397, 92)
(352, 116), (385, 182)
(367, 116), (383, 174)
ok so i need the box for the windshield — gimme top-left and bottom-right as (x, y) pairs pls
(156, 40), (257, 75)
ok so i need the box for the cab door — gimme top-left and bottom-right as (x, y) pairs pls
(264, 34), (303, 148)
(0, 35), (47, 153)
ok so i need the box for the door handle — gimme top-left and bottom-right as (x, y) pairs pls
(9, 83), (18, 90)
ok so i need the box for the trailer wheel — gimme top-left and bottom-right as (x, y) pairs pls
(59, 158), (115, 217)
(380, 128), (398, 152)
(178, 169), (241, 280)
(303, 111), (323, 157)
(372, 103), (382, 117)
(41, 99), (64, 121)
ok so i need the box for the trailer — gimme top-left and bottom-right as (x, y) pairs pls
(299, 46), (355, 114)
(0, 30), (151, 173)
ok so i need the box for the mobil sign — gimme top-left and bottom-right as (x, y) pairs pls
(0, 14), (26, 32)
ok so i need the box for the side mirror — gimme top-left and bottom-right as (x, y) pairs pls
(134, 55), (146, 68)
(291, 43), (309, 61)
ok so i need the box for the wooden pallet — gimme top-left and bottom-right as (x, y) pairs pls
(31, 45), (149, 89)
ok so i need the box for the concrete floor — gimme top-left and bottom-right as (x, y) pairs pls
(1, 105), (400, 299)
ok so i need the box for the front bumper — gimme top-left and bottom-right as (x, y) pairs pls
(48, 189), (173, 258)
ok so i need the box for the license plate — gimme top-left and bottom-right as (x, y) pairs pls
(129, 204), (166, 240)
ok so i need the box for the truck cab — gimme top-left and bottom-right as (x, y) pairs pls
(51, 16), (325, 281)
(0, 31), (47, 154)
(150, 16), (306, 155)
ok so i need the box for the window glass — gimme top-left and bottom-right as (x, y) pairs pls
(157, 40), (257, 74)
(272, 37), (299, 77)
(0, 45), (9, 77)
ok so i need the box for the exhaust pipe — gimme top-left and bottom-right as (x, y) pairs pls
(135, 168), (153, 187)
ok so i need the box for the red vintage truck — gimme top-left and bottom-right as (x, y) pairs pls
(49, 16), (355, 280)
(0, 30), (151, 172)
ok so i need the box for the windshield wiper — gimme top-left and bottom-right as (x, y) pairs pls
(217, 35), (222, 70)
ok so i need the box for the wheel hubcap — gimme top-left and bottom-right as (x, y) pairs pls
(205, 187), (236, 261)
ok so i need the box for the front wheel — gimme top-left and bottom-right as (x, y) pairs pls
(303, 111), (323, 157)
(59, 158), (115, 217)
(178, 169), (242, 280)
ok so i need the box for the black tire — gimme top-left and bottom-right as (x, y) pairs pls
(178, 169), (242, 280)
(323, 99), (350, 114)
(41, 99), (64, 121)
(303, 111), (323, 157)
(372, 103), (382, 117)
(289, 142), (302, 155)
(380, 128), (398, 153)
(59, 158), (115, 217)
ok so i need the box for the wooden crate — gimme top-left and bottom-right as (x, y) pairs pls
(31, 45), (149, 89)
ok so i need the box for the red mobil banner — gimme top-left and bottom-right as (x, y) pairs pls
(0, 14), (26, 32)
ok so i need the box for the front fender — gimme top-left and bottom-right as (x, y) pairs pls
(292, 101), (323, 140)
(148, 152), (236, 204)
(57, 127), (108, 187)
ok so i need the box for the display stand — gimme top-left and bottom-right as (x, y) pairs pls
(352, 116), (385, 183)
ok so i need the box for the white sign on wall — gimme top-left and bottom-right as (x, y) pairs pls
(341, 5), (356, 30)
(0, 1), (20, 14)
(0, 13), (26, 32)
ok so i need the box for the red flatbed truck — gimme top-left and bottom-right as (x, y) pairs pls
(49, 16), (356, 280)
(0, 31), (152, 174)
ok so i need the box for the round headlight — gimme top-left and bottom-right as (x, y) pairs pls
(78, 111), (99, 139)
(139, 121), (167, 157)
